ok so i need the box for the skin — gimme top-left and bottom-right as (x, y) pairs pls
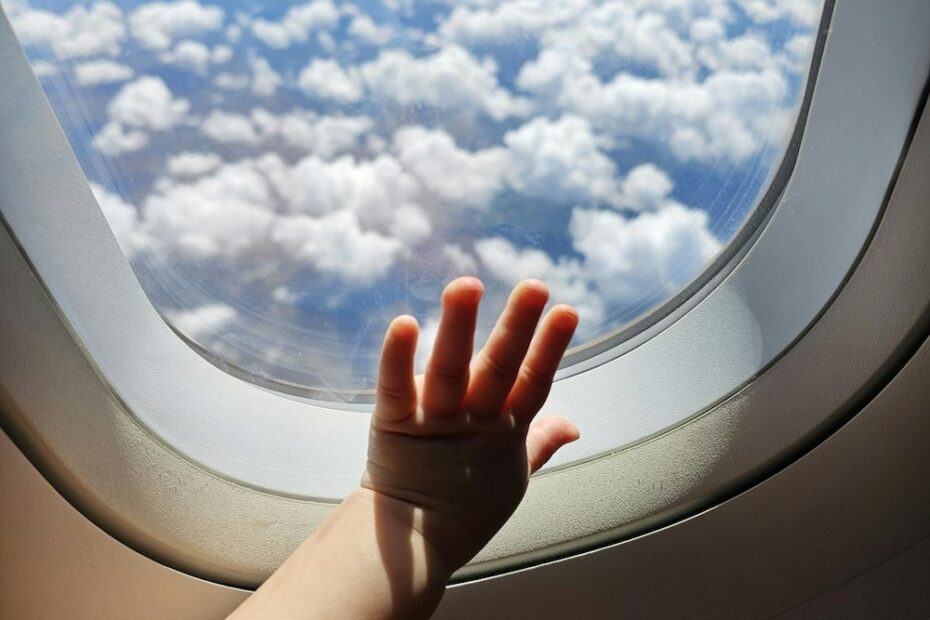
(229, 278), (579, 619)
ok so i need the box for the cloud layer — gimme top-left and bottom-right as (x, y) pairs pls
(5, 0), (822, 392)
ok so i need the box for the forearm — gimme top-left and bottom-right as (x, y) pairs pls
(228, 488), (452, 619)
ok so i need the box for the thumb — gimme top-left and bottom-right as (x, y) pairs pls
(526, 416), (580, 474)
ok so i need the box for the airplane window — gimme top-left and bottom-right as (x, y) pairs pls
(3, 0), (823, 400)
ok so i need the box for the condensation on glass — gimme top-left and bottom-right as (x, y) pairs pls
(4, 0), (825, 400)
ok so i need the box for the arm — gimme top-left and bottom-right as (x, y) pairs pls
(229, 278), (579, 619)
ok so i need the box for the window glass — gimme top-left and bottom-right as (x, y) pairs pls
(4, 0), (823, 399)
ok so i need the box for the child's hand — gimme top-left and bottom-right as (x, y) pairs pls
(362, 277), (580, 571)
(230, 277), (578, 619)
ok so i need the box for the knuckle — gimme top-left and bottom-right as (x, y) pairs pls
(519, 364), (552, 393)
(483, 352), (519, 383)
(377, 380), (409, 403)
(428, 359), (469, 385)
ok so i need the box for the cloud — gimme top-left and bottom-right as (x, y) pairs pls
(283, 154), (423, 233)
(250, 56), (282, 97)
(620, 163), (674, 211)
(438, 0), (582, 47)
(10, 1), (126, 59)
(93, 121), (149, 155)
(89, 182), (149, 258)
(474, 237), (605, 334)
(267, 112), (373, 159)
(514, 47), (593, 97)
(298, 59), (363, 104)
(503, 115), (622, 207)
(143, 159), (277, 258)
(95, 76), (189, 155)
(211, 44), (233, 65)
(130, 0), (224, 50)
(166, 151), (223, 178)
(163, 303), (237, 340)
(214, 72), (249, 91)
(250, 1), (339, 49)
(506, 2), (801, 163)
(272, 211), (403, 284)
(393, 126), (509, 208)
(159, 40), (211, 74)
(782, 33), (816, 73)
(441, 1), (724, 81)
(197, 107), (372, 158)
(108, 76), (190, 131)
(736, 0), (821, 27)
(139, 154), (415, 285)
(200, 110), (260, 144)
(360, 45), (530, 120)
(474, 199), (721, 336)
(348, 14), (395, 46)
(442, 244), (478, 274)
(73, 59), (134, 85)
(569, 203), (721, 306)
(391, 204), (433, 245)
(550, 65), (788, 162)
(30, 61), (58, 79)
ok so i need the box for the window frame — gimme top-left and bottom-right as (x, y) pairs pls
(2, 0), (930, 587)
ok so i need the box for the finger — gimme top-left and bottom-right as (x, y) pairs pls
(526, 416), (580, 474)
(463, 279), (548, 417)
(374, 315), (419, 423)
(422, 277), (483, 417)
(506, 304), (578, 422)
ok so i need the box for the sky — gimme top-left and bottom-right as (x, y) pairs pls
(3, 0), (822, 398)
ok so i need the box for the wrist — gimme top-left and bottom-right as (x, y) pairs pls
(350, 485), (462, 577)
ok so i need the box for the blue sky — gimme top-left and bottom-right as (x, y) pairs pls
(4, 0), (822, 396)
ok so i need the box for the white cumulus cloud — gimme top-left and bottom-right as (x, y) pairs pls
(737, 0), (821, 27)
(620, 163), (674, 211)
(260, 111), (373, 159)
(93, 121), (149, 155)
(569, 203), (721, 306)
(143, 160), (277, 258)
(10, 1), (126, 59)
(474, 237), (605, 335)
(166, 151), (223, 178)
(250, 56), (282, 97)
(348, 14), (395, 46)
(283, 154), (423, 233)
(200, 110), (261, 144)
(130, 0), (224, 50)
(504, 115), (622, 207)
(298, 59), (363, 104)
(393, 126), (509, 209)
(272, 211), (403, 284)
(360, 45), (530, 120)
(89, 182), (149, 258)
(74, 59), (133, 85)
(159, 40), (211, 74)
(107, 76), (190, 131)
(250, 1), (339, 49)
(164, 303), (238, 340)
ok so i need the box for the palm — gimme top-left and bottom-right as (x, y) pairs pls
(361, 278), (579, 570)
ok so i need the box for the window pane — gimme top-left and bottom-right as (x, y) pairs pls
(4, 0), (824, 399)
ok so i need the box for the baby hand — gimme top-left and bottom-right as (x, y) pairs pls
(363, 277), (580, 571)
